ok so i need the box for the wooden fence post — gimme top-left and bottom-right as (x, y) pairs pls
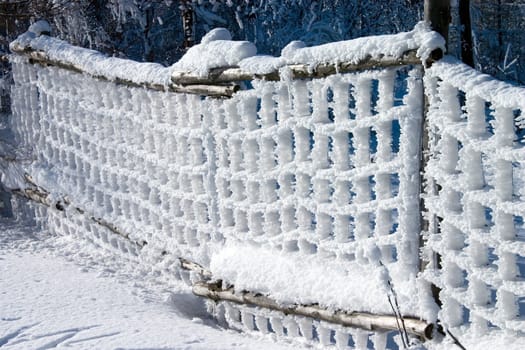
(424, 0), (451, 57)
(423, 0), (448, 320)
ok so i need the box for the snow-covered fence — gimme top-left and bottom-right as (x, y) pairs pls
(205, 67), (428, 348)
(423, 57), (525, 337)
(9, 56), (221, 267)
(4, 23), (441, 349)
(7, 21), (525, 348)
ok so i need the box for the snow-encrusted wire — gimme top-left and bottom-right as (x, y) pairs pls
(423, 57), (525, 336)
(10, 58), (220, 268)
(214, 68), (423, 276)
(10, 53), (424, 349)
(209, 68), (424, 349)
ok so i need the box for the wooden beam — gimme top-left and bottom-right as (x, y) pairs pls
(171, 50), (422, 85)
(179, 257), (213, 279)
(288, 50), (422, 79)
(420, 2), (446, 309)
(193, 281), (434, 340)
(10, 175), (146, 247)
(16, 45), (420, 98)
(180, 0), (195, 49)
(12, 47), (240, 98)
(170, 83), (239, 98)
(172, 66), (278, 84)
(14, 38), (423, 98)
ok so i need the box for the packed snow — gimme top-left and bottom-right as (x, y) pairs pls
(10, 27), (173, 87)
(211, 243), (422, 315)
(239, 21), (444, 75)
(174, 21), (444, 76)
(278, 22), (443, 66)
(171, 28), (257, 76)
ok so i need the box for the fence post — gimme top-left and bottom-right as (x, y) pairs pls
(424, 0), (450, 58)
(423, 0), (450, 313)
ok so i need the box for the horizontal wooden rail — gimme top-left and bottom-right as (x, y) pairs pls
(11, 174), (147, 247)
(289, 51), (421, 79)
(193, 280), (433, 340)
(171, 50), (422, 84)
(177, 256), (434, 339)
(10, 49), (239, 98)
(179, 257), (213, 279)
(11, 37), (424, 98)
(171, 66), (279, 84)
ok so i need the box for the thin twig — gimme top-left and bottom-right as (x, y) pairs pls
(380, 260), (410, 348)
(389, 280), (410, 345)
(387, 293), (408, 348)
(446, 329), (467, 350)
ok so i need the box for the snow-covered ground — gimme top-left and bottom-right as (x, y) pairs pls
(0, 218), (302, 350)
(3, 218), (525, 350)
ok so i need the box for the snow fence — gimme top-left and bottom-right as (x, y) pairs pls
(4, 24), (525, 349)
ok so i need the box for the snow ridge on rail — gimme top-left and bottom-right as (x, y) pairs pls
(10, 20), (445, 85)
(10, 21), (173, 87)
(427, 56), (525, 109)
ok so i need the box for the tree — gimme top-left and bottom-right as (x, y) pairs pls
(469, 0), (525, 83)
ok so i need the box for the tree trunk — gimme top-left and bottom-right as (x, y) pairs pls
(459, 0), (474, 67)
(180, 0), (194, 49)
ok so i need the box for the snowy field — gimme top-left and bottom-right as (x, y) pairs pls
(0, 218), (302, 350)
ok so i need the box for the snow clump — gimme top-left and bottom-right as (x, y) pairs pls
(171, 28), (257, 76)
